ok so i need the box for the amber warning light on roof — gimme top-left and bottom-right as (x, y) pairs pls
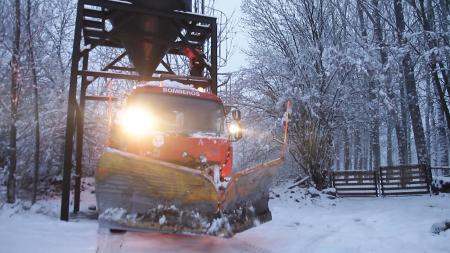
(163, 87), (200, 97)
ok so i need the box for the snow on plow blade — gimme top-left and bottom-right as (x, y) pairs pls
(221, 158), (282, 233)
(96, 149), (282, 237)
(96, 149), (219, 235)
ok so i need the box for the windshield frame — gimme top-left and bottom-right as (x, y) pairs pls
(126, 92), (226, 136)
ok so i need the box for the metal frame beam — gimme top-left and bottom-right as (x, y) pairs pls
(79, 70), (212, 87)
(60, 0), (219, 221)
(61, 0), (83, 221)
(85, 96), (119, 101)
(73, 51), (89, 214)
(83, 0), (216, 23)
(211, 21), (218, 94)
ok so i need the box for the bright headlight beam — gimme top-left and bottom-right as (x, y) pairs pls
(229, 123), (241, 135)
(121, 107), (155, 135)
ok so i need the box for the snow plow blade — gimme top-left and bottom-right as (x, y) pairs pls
(96, 149), (219, 235)
(96, 149), (283, 236)
(220, 158), (283, 233)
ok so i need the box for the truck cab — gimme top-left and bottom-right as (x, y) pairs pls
(109, 82), (242, 179)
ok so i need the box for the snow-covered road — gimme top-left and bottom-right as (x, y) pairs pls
(1, 185), (449, 253)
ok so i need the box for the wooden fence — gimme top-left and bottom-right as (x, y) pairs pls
(379, 165), (431, 196)
(331, 164), (435, 197)
(331, 170), (378, 197)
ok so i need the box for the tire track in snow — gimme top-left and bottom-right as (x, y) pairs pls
(231, 239), (273, 253)
(96, 229), (125, 253)
(95, 229), (274, 253)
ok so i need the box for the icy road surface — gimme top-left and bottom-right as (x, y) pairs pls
(1, 183), (449, 253)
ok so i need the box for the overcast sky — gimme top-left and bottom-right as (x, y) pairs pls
(214, 0), (249, 72)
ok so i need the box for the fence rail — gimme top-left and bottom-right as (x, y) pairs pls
(332, 170), (378, 197)
(331, 164), (440, 197)
(379, 165), (431, 196)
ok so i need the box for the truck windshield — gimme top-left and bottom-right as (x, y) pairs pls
(128, 93), (224, 135)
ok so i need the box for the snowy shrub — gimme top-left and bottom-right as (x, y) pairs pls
(431, 220), (450, 234)
(431, 176), (450, 194)
(290, 109), (333, 189)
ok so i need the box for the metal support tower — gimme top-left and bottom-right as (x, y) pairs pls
(60, 0), (217, 221)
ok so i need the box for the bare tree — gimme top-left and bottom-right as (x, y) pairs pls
(25, 0), (40, 203)
(7, 0), (21, 203)
(393, 0), (428, 164)
(357, 0), (380, 169)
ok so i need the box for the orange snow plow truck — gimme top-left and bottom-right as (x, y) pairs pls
(96, 83), (292, 237)
(92, 0), (292, 237)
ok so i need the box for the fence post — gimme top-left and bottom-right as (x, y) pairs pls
(379, 167), (385, 197)
(424, 164), (432, 195)
(330, 171), (335, 188)
(374, 170), (378, 197)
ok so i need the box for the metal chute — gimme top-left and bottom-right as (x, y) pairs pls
(109, 0), (192, 78)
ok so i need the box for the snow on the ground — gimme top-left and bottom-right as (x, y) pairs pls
(1, 179), (449, 253)
(0, 178), (98, 253)
(246, 186), (450, 253)
(0, 208), (97, 253)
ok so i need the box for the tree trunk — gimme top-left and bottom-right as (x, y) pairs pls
(436, 104), (449, 166)
(416, 0), (450, 132)
(397, 79), (409, 164)
(370, 0), (408, 165)
(372, 0), (394, 167)
(370, 111), (381, 169)
(394, 0), (429, 165)
(358, 0), (380, 170)
(344, 128), (351, 170)
(26, 0), (41, 204)
(353, 128), (361, 170)
(432, 69), (450, 131)
(334, 133), (341, 170)
(387, 119), (393, 166)
(7, 0), (21, 204)
(358, 129), (369, 170)
(438, 0), (450, 89)
(367, 134), (373, 170)
(426, 75), (432, 163)
(431, 98), (437, 166)
(409, 123), (414, 163)
(439, 0), (449, 46)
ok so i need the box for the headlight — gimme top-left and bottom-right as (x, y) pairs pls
(118, 107), (155, 135)
(228, 122), (242, 135)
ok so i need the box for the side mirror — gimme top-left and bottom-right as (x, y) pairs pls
(231, 109), (241, 121)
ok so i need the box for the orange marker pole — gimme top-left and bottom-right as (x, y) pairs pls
(281, 100), (292, 160)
